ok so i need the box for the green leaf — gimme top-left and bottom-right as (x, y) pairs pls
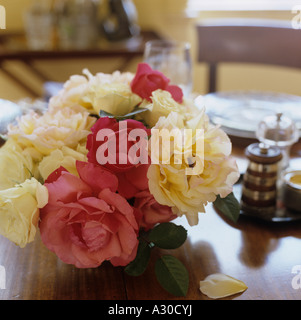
(99, 108), (149, 121)
(155, 255), (189, 297)
(115, 108), (149, 120)
(124, 240), (151, 276)
(99, 110), (115, 118)
(148, 222), (187, 249)
(213, 192), (240, 223)
(23, 165), (34, 178)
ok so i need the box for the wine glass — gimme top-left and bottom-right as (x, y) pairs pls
(143, 40), (193, 97)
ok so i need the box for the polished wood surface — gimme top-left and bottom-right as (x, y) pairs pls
(196, 19), (301, 93)
(0, 139), (301, 300)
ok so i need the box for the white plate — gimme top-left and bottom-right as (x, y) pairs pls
(204, 91), (301, 138)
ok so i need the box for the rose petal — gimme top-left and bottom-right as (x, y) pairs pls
(46, 171), (92, 204)
(166, 84), (183, 103)
(45, 166), (68, 183)
(199, 273), (248, 299)
(98, 188), (138, 230)
(76, 161), (118, 194)
(36, 183), (49, 208)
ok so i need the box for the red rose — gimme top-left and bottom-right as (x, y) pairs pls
(130, 63), (183, 103)
(117, 162), (150, 199)
(86, 117), (151, 198)
(134, 190), (177, 231)
(87, 117), (150, 171)
(39, 161), (139, 268)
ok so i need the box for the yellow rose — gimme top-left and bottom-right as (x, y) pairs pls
(147, 110), (240, 226)
(0, 178), (48, 248)
(138, 89), (188, 127)
(150, 111), (205, 174)
(83, 82), (142, 116)
(8, 107), (95, 156)
(0, 139), (35, 190)
(38, 145), (87, 181)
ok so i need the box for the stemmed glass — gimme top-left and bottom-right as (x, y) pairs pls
(143, 40), (193, 97)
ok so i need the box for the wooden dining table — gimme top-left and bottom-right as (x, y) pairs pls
(0, 135), (300, 301)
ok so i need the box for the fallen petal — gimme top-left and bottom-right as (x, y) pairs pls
(199, 273), (248, 299)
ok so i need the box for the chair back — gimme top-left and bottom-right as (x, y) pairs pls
(196, 19), (301, 92)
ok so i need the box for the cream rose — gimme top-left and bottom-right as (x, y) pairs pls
(38, 145), (87, 181)
(0, 139), (36, 190)
(8, 107), (95, 156)
(147, 110), (240, 226)
(49, 74), (90, 113)
(0, 178), (48, 248)
(49, 69), (139, 116)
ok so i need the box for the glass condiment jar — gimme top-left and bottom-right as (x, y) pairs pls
(24, 0), (55, 50)
(54, 0), (99, 50)
(282, 170), (301, 213)
(256, 112), (299, 170)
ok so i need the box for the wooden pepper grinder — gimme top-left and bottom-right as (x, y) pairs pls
(241, 142), (282, 218)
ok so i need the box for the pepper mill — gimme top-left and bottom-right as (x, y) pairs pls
(241, 142), (282, 217)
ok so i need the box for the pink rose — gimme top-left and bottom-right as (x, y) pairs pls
(130, 63), (183, 103)
(86, 117), (151, 199)
(39, 161), (139, 268)
(134, 190), (177, 231)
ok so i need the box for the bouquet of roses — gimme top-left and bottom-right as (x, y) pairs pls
(0, 63), (240, 296)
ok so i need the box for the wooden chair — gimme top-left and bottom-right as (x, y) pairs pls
(196, 19), (301, 93)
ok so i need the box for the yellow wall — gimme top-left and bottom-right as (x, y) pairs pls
(0, 0), (300, 101)
(0, 0), (32, 31)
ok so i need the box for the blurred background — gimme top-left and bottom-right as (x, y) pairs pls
(0, 0), (299, 101)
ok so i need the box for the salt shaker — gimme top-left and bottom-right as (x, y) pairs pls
(241, 142), (282, 217)
(256, 112), (299, 170)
